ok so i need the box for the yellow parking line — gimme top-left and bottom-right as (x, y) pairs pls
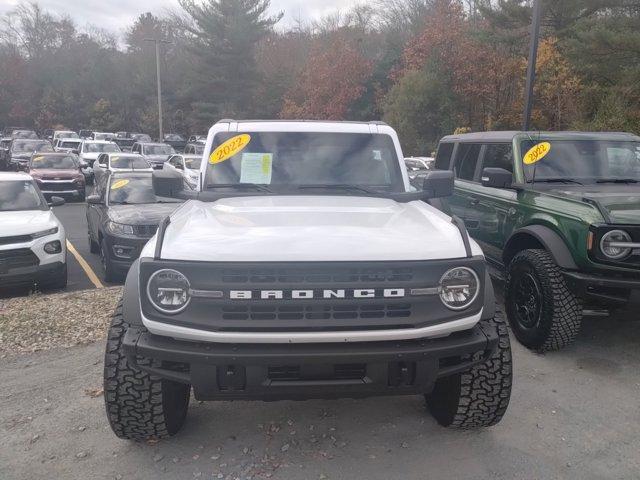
(66, 240), (104, 289)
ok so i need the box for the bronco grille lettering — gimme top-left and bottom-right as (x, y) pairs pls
(228, 289), (406, 300)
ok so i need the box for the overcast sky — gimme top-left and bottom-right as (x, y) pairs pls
(0, 0), (362, 37)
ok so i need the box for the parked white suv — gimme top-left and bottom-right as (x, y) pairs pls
(103, 120), (512, 440)
(0, 172), (67, 291)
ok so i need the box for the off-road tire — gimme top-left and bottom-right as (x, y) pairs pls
(104, 300), (191, 441)
(505, 249), (582, 352)
(426, 310), (512, 429)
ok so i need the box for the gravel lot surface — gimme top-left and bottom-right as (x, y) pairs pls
(0, 288), (121, 355)
(0, 291), (639, 480)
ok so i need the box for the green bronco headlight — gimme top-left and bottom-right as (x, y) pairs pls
(600, 230), (632, 260)
(147, 269), (191, 314)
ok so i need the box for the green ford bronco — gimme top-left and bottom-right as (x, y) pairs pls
(434, 131), (640, 351)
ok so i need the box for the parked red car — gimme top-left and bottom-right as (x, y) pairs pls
(28, 152), (86, 202)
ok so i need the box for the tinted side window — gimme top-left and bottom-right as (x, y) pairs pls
(483, 144), (513, 173)
(454, 144), (482, 181)
(435, 142), (454, 170)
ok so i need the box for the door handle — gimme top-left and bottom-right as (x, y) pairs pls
(470, 199), (480, 206)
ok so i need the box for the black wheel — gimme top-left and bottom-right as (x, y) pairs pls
(44, 263), (68, 291)
(426, 310), (512, 429)
(104, 300), (191, 440)
(88, 232), (99, 254)
(505, 249), (582, 352)
(100, 239), (117, 282)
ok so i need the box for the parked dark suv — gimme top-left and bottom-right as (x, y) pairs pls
(435, 131), (640, 352)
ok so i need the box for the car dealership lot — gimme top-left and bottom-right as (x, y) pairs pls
(0, 293), (638, 480)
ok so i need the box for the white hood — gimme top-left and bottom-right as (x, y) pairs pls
(0, 210), (59, 236)
(143, 196), (482, 262)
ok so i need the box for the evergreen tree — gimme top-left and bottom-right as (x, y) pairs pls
(178, 0), (282, 123)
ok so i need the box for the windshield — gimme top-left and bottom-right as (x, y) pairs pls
(13, 130), (38, 139)
(0, 180), (46, 211)
(31, 154), (77, 170)
(93, 133), (113, 140)
(205, 132), (403, 191)
(144, 145), (174, 155)
(165, 134), (184, 141)
(189, 144), (205, 154)
(521, 139), (640, 183)
(108, 176), (176, 205)
(184, 157), (202, 169)
(12, 140), (50, 153)
(56, 131), (79, 139)
(110, 156), (149, 170)
(84, 142), (120, 153)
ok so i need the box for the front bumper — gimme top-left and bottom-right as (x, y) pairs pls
(564, 270), (640, 307)
(103, 233), (151, 274)
(0, 261), (65, 289)
(123, 321), (498, 401)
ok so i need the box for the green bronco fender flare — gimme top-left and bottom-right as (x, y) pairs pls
(504, 225), (578, 270)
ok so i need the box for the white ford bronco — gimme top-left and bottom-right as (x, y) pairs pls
(104, 120), (512, 440)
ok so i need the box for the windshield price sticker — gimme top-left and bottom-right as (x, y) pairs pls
(32, 156), (44, 162)
(111, 179), (130, 190)
(523, 142), (551, 165)
(240, 153), (273, 184)
(209, 134), (251, 165)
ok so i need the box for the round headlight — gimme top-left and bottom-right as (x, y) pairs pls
(147, 269), (191, 314)
(600, 230), (632, 260)
(439, 267), (480, 311)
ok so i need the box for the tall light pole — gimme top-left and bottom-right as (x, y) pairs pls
(144, 38), (172, 141)
(523, 0), (543, 131)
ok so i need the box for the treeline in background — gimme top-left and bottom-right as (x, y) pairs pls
(0, 0), (638, 155)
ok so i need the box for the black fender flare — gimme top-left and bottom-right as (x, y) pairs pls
(122, 259), (144, 327)
(504, 225), (577, 269)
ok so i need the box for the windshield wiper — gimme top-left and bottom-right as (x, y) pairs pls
(206, 183), (274, 193)
(533, 178), (584, 185)
(596, 178), (639, 184)
(296, 184), (387, 196)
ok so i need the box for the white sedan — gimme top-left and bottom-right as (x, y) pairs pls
(0, 172), (67, 291)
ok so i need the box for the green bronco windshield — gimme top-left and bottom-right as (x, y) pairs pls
(520, 139), (640, 184)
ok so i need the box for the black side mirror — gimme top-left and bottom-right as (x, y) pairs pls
(86, 195), (102, 205)
(481, 168), (513, 189)
(421, 170), (454, 199)
(49, 196), (65, 207)
(153, 169), (186, 198)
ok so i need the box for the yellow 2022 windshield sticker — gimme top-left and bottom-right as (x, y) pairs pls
(111, 179), (130, 190)
(209, 134), (251, 165)
(523, 142), (551, 165)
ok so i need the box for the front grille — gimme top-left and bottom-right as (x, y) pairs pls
(40, 181), (76, 191)
(134, 225), (158, 238)
(221, 266), (414, 284)
(221, 303), (412, 321)
(267, 364), (367, 381)
(0, 248), (39, 270)
(0, 234), (33, 246)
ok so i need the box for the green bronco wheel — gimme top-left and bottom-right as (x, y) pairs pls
(505, 249), (582, 352)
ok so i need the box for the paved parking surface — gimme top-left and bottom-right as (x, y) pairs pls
(1, 309), (639, 480)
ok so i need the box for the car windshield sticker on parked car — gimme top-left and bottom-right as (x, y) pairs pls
(240, 153), (273, 184)
(32, 155), (44, 162)
(111, 179), (130, 190)
(209, 134), (251, 165)
(523, 142), (551, 165)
